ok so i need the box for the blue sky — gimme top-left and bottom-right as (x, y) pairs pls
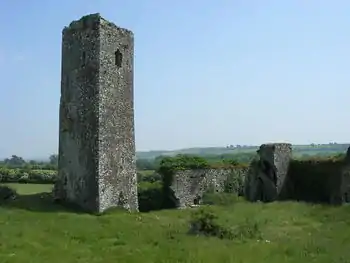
(0, 1), (350, 159)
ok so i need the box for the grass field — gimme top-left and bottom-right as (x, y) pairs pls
(1, 184), (350, 263)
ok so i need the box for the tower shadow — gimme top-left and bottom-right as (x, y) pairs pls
(0, 192), (85, 214)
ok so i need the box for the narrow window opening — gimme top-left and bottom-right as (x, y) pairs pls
(194, 196), (201, 205)
(115, 50), (122, 68)
(82, 51), (86, 67)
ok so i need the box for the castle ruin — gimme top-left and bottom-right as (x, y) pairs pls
(54, 14), (138, 213)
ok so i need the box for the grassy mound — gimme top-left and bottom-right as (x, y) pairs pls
(0, 184), (350, 262)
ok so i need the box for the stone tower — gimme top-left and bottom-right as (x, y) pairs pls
(54, 13), (138, 213)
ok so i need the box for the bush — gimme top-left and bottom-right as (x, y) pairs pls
(189, 207), (234, 239)
(189, 207), (262, 241)
(0, 185), (17, 201)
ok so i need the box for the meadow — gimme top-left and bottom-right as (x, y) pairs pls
(1, 183), (350, 263)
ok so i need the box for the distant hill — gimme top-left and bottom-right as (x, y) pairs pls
(136, 143), (350, 159)
(136, 146), (256, 159)
(6, 143), (349, 162)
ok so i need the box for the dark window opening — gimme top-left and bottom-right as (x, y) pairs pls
(194, 196), (201, 205)
(115, 50), (122, 68)
(82, 51), (86, 66)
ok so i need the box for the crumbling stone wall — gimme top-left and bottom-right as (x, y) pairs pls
(244, 143), (350, 205)
(286, 159), (343, 204)
(170, 168), (248, 208)
(339, 162), (350, 203)
(244, 143), (292, 202)
(285, 149), (350, 205)
(54, 13), (138, 213)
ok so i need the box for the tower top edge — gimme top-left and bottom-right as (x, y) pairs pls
(62, 13), (133, 36)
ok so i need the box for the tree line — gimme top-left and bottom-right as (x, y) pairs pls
(0, 152), (256, 171)
(1, 151), (345, 172)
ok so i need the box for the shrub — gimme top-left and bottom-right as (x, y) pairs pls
(0, 185), (17, 201)
(189, 207), (263, 241)
(189, 207), (234, 239)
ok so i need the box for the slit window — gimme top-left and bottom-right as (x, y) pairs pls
(115, 50), (122, 68)
(82, 51), (86, 67)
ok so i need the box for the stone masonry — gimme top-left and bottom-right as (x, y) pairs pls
(170, 168), (247, 208)
(54, 14), (138, 213)
(245, 143), (292, 202)
(333, 147), (350, 204)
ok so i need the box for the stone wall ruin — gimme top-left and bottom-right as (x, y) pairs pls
(54, 13), (138, 213)
(169, 168), (247, 208)
(167, 143), (350, 208)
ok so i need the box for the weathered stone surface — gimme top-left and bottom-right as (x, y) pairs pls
(334, 147), (350, 204)
(170, 168), (248, 208)
(54, 13), (138, 213)
(244, 143), (292, 202)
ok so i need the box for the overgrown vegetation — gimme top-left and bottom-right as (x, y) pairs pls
(1, 183), (350, 262)
(0, 149), (349, 261)
(285, 156), (346, 203)
(189, 207), (262, 240)
(0, 185), (17, 202)
(0, 167), (57, 184)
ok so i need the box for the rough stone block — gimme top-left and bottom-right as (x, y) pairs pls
(54, 13), (138, 213)
(245, 143), (292, 202)
(335, 147), (350, 204)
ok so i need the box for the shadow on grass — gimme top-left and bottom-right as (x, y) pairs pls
(0, 192), (86, 214)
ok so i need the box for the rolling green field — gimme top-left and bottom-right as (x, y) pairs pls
(1, 184), (350, 263)
(136, 143), (350, 159)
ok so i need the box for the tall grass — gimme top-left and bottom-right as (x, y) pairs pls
(0, 184), (350, 263)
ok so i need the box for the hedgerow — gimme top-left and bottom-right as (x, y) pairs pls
(0, 167), (57, 184)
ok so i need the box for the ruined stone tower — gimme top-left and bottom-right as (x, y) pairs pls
(54, 13), (138, 213)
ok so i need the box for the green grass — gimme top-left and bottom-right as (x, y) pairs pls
(138, 170), (156, 176)
(1, 184), (350, 263)
(2, 183), (53, 195)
